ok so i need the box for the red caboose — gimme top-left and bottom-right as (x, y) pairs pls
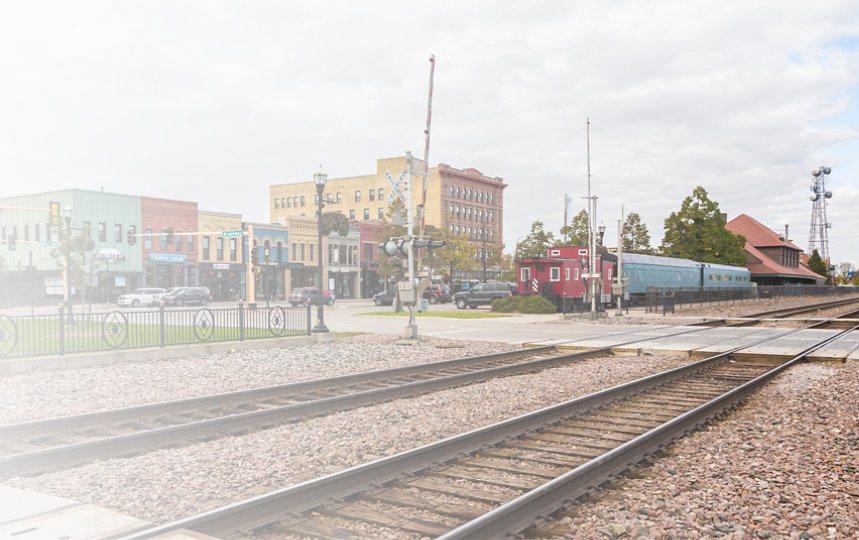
(516, 246), (615, 309)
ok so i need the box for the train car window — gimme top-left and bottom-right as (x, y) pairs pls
(565, 268), (570, 280)
(574, 268), (580, 281)
(521, 267), (531, 281)
(550, 267), (560, 281)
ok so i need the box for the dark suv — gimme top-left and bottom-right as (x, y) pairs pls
(160, 287), (212, 306)
(288, 287), (334, 307)
(453, 282), (512, 309)
(422, 284), (451, 304)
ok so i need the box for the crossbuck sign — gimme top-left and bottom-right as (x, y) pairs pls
(385, 171), (407, 205)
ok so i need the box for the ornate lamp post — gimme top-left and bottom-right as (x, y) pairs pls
(312, 171), (329, 333)
(264, 246), (271, 308)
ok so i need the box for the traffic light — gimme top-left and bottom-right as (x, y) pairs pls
(251, 246), (259, 265)
(166, 228), (174, 244)
(127, 229), (136, 245)
(413, 238), (446, 251)
(378, 239), (403, 257)
(7, 235), (15, 251)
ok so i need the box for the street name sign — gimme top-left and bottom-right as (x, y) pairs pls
(222, 230), (244, 237)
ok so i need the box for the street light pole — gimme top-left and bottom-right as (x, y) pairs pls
(63, 205), (72, 312)
(313, 172), (329, 333)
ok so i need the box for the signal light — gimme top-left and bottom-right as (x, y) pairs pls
(7, 235), (16, 251)
(251, 246), (259, 265)
(413, 239), (446, 251)
(166, 227), (174, 244)
(127, 229), (136, 245)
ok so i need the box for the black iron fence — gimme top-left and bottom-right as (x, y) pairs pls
(644, 285), (859, 314)
(0, 304), (313, 358)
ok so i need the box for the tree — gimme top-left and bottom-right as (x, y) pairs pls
(557, 210), (589, 246)
(49, 221), (99, 304)
(834, 262), (856, 285)
(660, 186), (746, 265)
(806, 249), (829, 279)
(477, 236), (504, 281)
(622, 212), (652, 253)
(436, 230), (478, 284)
(516, 221), (555, 259)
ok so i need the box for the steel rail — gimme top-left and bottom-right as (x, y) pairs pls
(0, 347), (607, 477)
(438, 323), (859, 539)
(115, 323), (830, 539)
(0, 346), (557, 442)
(0, 323), (725, 477)
(743, 295), (859, 319)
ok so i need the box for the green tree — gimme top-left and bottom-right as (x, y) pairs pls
(516, 221), (555, 259)
(806, 249), (829, 278)
(834, 262), (856, 285)
(49, 221), (99, 304)
(660, 186), (746, 265)
(436, 231), (478, 283)
(557, 210), (589, 246)
(477, 237), (504, 281)
(622, 212), (652, 253)
(376, 199), (408, 285)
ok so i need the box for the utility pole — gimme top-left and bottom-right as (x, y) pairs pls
(405, 151), (418, 340)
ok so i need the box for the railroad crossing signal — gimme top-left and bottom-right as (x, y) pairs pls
(385, 171), (407, 205)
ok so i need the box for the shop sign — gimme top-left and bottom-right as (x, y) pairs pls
(149, 253), (187, 263)
(213, 263), (230, 269)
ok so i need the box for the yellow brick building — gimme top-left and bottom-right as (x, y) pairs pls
(270, 156), (507, 246)
(197, 210), (244, 301)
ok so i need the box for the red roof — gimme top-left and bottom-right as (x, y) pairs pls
(726, 214), (822, 281)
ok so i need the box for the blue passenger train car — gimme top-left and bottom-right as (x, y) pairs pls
(622, 253), (750, 297)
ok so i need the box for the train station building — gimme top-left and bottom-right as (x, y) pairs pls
(726, 214), (824, 285)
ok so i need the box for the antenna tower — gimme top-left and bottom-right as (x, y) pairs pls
(806, 166), (833, 260)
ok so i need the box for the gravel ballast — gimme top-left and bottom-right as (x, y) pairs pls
(2, 334), (856, 538)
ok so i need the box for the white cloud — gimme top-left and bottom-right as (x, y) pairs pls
(0, 0), (857, 263)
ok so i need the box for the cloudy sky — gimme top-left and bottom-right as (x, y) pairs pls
(2, 1), (857, 265)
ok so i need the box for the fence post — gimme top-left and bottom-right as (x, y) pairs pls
(58, 304), (65, 356)
(159, 304), (166, 348)
(238, 302), (245, 342)
(306, 304), (312, 336)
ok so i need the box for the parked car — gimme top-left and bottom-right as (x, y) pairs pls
(422, 284), (451, 304)
(453, 281), (512, 309)
(160, 287), (212, 306)
(373, 289), (395, 306)
(116, 288), (166, 308)
(288, 287), (334, 307)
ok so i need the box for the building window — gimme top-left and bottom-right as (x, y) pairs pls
(202, 237), (210, 259)
(300, 244), (305, 261)
(98, 222), (106, 242)
(521, 267), (530, 281)
(450, 205), (454, 215)
(354, 190), (361, 202)
(300, 195), (306, 207)
(377, 188), (383, 200)
(369, 190), (375, 202)
(378, 208), (384, 219)
(574, 267), (580, 281)
(275, 198), (280, 209)
(144, 228), (152, 250)
(337, 192), (342, 204)
(550, 267), (560, 281)
(455, 225), (460, 234)
(309, 244), (314, 262)
(293, 196), (298, 207)
(114, 224), (122, 242)
(363, 208), (369, 220)
(281, 198), (286, 208)
(216, 237), (224, 260)
(292, 243), (296, 260)
(287, 198), (292, 208)
(230, 238), (237, 261)
(450, 185), (454, 196)
(349, 209), (356, 220)
(175, 232), (183, 252)
(565, 268), (570, 280)
(456, 206), (460, 217)
(456, 186), (460, 198)
(24, 225), (29, 241)
(160, 232), (167, 251)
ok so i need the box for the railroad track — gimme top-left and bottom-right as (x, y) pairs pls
(117, 320), (856, 539)
(0, 322), (728, 478)
(691, 296), (859, 327)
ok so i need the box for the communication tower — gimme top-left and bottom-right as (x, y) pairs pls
(806, 166), (833, 260)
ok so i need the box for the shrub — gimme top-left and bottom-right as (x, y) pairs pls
(491, 295), (556, 314)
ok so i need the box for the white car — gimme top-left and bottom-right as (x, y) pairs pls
(116, 288), (166, 308)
